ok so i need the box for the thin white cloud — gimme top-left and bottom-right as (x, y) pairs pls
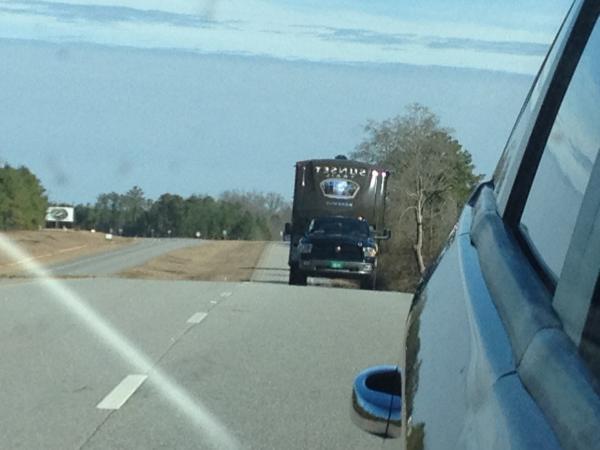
(0, 0), (560, 73)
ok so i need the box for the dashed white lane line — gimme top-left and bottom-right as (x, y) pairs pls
(96, 374), (148, 410)
(187, 312), (208, 324)
(220, 291), (232, 298)
(210, 300), (218, 304)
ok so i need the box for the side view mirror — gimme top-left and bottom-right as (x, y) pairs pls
(351, 365), (402, 438)
(375, 229), (392, 240)
(283, 223), (292, 241)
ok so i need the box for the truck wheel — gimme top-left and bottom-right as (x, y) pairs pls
(360, 273), (377, 290)
(289, 265), (307, 286)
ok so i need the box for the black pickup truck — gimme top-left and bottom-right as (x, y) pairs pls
(296, 216), (379, 289)
(285, 156), (390, 289)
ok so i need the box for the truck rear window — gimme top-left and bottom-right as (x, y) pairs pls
(309, 218), (370, 236)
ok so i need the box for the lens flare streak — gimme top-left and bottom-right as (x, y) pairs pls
(0, 233), (240, 450)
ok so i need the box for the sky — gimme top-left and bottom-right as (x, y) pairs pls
(0, 0), (573, 203)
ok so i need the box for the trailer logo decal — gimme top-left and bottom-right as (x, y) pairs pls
(320, 178), (360, 199)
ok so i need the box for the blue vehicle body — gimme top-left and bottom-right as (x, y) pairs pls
(400, 195), (564, 449)
(354, 1), (600, 448)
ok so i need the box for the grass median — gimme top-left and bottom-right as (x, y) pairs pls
(119, 240), (267, 282)
(0, 229), (132, 276)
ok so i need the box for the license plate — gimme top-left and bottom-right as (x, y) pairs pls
(330, 261), (344, 269)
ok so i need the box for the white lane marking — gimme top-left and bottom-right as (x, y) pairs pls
(220, 291), (232, 298)
(97, 374), (148, 410)
(210, 300), (218, 304)
(187, 312), (208, 324)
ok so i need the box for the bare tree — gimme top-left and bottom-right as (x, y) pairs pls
(220, 190), (291, 240)
(353, 104), (479, 283)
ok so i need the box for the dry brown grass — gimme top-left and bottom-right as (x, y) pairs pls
(120, 240), (267, 282)
(0, 229), (133, 276)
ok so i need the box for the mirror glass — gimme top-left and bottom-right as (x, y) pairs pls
(351, 365), (402, 438)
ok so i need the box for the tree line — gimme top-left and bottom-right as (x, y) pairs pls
(75, 188), (291, 241)
(0, 164), (291, 241)
(0, 164), (48, 230)
(352, 103), (481, 291)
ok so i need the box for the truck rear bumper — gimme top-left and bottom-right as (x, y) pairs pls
(299, 259), (374, 278)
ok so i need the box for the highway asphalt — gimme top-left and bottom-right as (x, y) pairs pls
(0, 240), (413, 449)
(250, 242), (290, 284)
(46, 238), (202, 276)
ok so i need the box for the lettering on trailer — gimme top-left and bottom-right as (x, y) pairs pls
(325, 200), (353, 208)
(314, 166), (368, 178)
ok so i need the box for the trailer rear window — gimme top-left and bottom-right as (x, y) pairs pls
(320, 178), (360, 199)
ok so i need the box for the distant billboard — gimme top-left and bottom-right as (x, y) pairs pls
(45, 206), (74, 223)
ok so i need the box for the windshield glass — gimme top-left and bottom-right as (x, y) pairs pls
(309, 217), (370, 237)
(0, 1), (572, 449)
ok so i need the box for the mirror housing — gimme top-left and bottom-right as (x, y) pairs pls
(351, 365), (402, 438)
(283, 222), (292, 241)
(375, 229), (392, 240)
